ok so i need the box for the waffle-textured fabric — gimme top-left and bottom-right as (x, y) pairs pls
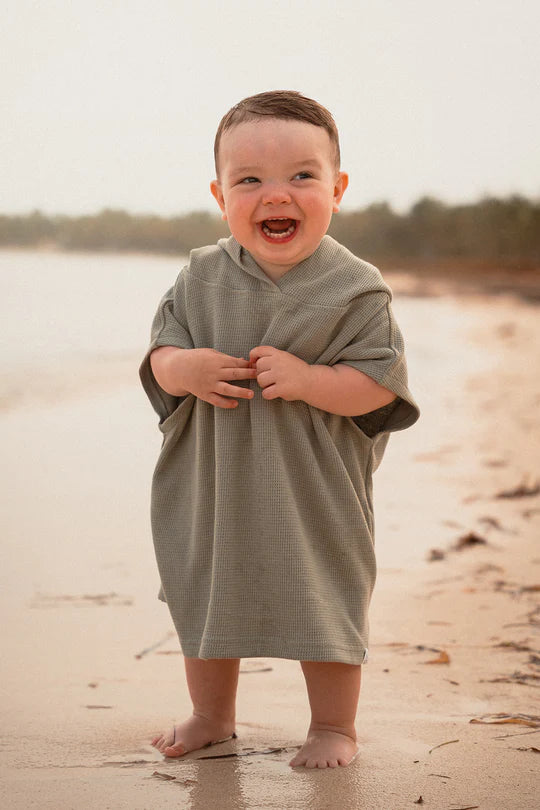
(140, 235), (419, 664)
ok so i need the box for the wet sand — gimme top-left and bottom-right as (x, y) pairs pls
(1, 281), (539, 809)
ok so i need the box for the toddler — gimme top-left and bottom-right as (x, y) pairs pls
(140, 90), (419, 768)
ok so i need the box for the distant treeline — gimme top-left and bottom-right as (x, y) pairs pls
(1, 195), (539, 269)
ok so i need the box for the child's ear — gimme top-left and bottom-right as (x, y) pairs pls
(332, 172), (349, 213)
(210, 180), (227, 220)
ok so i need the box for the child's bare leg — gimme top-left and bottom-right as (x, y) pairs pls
(290, 661), (361, 768)
(152, 657), (239, 757)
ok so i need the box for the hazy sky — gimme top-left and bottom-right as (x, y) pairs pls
(2, 0), (539, 216)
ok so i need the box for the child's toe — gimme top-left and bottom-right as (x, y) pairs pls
(164, 742), (186, 758)
(152, 730), (175, 753)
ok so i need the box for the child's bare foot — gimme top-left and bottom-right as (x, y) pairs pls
(289, 729), (359, 769)
(151, 713), (236, 758)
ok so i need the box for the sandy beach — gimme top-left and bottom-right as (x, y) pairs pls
(1, 253), (539, 809)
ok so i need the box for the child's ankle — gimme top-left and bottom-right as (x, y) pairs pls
(192, 710), (236, 729)
(308, 722), (357, 742)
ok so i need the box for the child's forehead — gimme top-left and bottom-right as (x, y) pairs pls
(219, 117), (335, 167)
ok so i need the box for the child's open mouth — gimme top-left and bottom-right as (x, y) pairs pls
(259, 218), (298, 243)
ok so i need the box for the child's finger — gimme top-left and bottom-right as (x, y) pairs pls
(206, 393), (240, 409)
(253, 357), (272, 372)
(216, 382), (254, 399)
(216, 353), (251, 367)
(255, 370), (274, 388)
(261, 384), (279, 400)
(223, 367), (258, 380)
(249, 345), (276, 364)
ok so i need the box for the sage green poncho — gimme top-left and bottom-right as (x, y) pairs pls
(140, 235), (419, 664)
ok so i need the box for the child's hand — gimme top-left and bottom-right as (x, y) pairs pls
(152, 347), (257, 409)
(249, 345), (312, 402)
(182, 348), (258, 408)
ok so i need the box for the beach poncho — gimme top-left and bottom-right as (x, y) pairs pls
(140, 235), (419, 664)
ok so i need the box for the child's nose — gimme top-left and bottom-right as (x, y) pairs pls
(262, 183), (292, 206)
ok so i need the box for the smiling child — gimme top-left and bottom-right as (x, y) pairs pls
(140, 90), (419, 768)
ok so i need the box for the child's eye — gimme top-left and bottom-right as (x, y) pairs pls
(239, 177), (259, 185)
(293, 171), (313, 180)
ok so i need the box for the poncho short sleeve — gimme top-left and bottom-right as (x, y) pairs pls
(329, 290), (419, 435)
(139, 269), (194, 425)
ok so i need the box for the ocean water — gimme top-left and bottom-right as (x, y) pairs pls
(0, 249), (184, 409)
(0, 249), (182, 367)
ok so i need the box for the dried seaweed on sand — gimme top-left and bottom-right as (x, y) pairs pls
(470, 713), (540, 727)
(495, 478), (540, 499)
(453, 532), (488, 550)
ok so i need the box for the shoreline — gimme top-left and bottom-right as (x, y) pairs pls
(2, 245), (539, 302)
(382, 261), (540, 303)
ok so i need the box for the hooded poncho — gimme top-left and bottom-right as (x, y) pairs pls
(140, 235), (419, 664)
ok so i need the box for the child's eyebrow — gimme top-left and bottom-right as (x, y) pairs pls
(292, 158), (323, 168)
(230, 158), (323, 175)
(230, 166), (259, 176)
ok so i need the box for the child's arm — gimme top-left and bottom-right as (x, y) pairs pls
(150, 346), (257, 409)
(249, 345), (395, 416)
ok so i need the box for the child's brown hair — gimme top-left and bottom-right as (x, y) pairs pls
(213, 90), (341, 176)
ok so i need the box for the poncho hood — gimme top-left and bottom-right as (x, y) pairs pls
(217, 234), (392, 304)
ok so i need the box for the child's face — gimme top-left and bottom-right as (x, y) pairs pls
(210, 118), (348, 279)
